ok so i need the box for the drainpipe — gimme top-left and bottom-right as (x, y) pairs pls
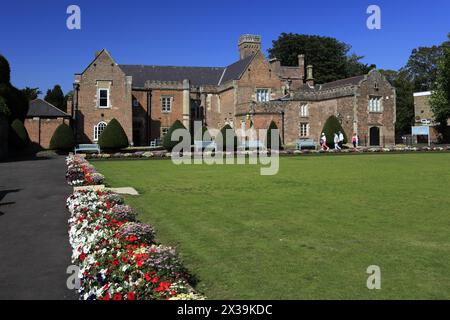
(281, 111), (285, 145)
(147, 89), (152, 145)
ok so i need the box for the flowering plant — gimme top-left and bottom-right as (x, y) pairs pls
(66, 155), (105, 186)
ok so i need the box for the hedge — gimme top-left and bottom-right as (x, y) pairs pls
(98, 119), (129, 150)
(322, 116), (347, 148)
(219, 124), (238, 151)
(163, 120), (187, 151)
(266, 121), (282, 150)
(50, 123), (75, 151)
(9, 119), (29, 149)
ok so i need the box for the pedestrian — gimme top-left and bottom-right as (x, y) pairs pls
(338, 131), (344, 149)
(352, 133), (358, 148)
(334, 133), (341, 150)
(320, 133), (329, 151)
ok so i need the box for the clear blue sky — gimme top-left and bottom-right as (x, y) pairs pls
(0, 0), (449, 96)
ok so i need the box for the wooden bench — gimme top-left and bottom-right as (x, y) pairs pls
(74, 144), (101, 154)
(194, 140), (217, 152)
(296, 139), (316, 150)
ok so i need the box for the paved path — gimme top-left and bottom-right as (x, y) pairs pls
(0, 156), (77, 300)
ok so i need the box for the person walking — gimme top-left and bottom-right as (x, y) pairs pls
(334, 133), (341, 150)
(320, 133), (329, 151)
(352, 133), (358, 148)
(338, 131), (344, 149)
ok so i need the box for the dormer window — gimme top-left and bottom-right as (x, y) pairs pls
(98, 89), (109, 108)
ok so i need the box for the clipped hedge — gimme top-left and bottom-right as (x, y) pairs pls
(219, 124), (238, 151)
(9, 119), (29, 149)
(322, 116), (347, 148)
(98, 118), (129, 150)
(163, 120), (187, 151)
(50, 123), (75, 151)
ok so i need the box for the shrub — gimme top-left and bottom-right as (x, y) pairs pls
(0, 95), (10, 118)
(321, 115), (348, 148)
(162, 120), (187, 151)
(266, 121), (282, 150)
(219, 124), (238, 151)
(49, 123), (75, 151)
(9, 119), (29, 149)
(98, 118), (129, 150)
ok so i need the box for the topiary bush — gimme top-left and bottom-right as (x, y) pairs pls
(219, 124), (238, 151)
(321, 115), (347, 148)
(49, 123), (75, 151)
(162, 120), (188, 151)
(266, 121), (282, 150)
(98, 118), (129, 150)
(9, 119), (29, 150)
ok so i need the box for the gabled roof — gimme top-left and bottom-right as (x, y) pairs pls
(26, 99), (70, 118)
(318, 75), (365, 90)
(119, 53), (257, 87)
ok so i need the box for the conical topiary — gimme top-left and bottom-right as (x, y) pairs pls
(9, 119), (29, 149)
(321, 115), (347, 148)
(98, 118), (129, 150)
(49, 123), (75, 151)
(266, 121), (282, 150)
(162, 120), (188, 151)
(219, 124), (237, 151)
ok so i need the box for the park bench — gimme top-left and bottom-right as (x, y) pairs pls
(150, 138), (162, 148)
(241, 140), (266, 150)
(296, 139), (316, 150)
(74, 144), (101, 154)
(194, 140), (217, 152)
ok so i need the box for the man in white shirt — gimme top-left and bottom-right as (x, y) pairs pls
(338, 131), (344, 149)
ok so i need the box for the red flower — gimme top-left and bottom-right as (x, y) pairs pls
(113, 293), (122, 301)
(127, 292), (135, 300)
(79, 253), (86, 262)
(145, 273), (151, 281)
(154, 281), (171, 293)
(151, 276), (159, 284)
(113, 259), (120, 266)
(103, 293), (110, 300)
(136, 260), (143, 268)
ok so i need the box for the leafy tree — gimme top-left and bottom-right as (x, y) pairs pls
(402, 45), (444, 92)
(0, 54), (10, 84)
(321, 116), (347, 148)
(49, 123), (75, 151)
(9, 119), (29, 149)
(268, 33), (373, 84)
(0, 95), (10, 118)
(430, 34), (450, 142)
(0, 84), (29, 122)
(21, 87), (42, 101)
(380, 69), (415, 137)
(162, 120), (187, 151)
(266, 121), (282, 150)
(98, 118), (129, 150)
(218, 124), (238, 151)
(45, 85), (66, 112)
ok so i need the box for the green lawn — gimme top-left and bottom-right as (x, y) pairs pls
(92, 153), (450, 299)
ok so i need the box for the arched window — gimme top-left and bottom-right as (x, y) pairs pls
(94, 121), (107, 141)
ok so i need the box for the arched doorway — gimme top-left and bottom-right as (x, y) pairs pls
(370, 127), (380, 146)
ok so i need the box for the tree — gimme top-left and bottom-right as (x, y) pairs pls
(0, 84), (29, 122)
(266, 121), (282, 150)
(0, 54), (10, 84)
(321, 116), (347, 149)
(162, 120), (187, 151)
(0, 95), (10, 119)
(430, 35), (450, 142)
(268, 33), (372, 84)
(21, 87), (42, 101)
(49, 123), (75, 151)
(98, 119), (129, 150)
(45, 85), (66, 112)
(402, 45), (444, 92)
(9, 119), (29, 149)
(380, 69), (415, 137)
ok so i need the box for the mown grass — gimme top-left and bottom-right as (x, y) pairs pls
(92, 153), (450, 299)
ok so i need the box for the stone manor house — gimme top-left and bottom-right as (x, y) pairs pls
(69, 35), (396, 147)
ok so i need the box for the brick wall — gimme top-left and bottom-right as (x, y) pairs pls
(25, 117), (68, 149)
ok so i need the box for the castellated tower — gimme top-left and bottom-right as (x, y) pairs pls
(238, 34), (262, 59)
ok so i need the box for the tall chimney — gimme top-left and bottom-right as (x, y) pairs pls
(238, 34), (261, 60)
(298, 54), (305, 80)
(306, 65), (314, 87)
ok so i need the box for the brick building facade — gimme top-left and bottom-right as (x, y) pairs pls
(71, 35), (396, 148)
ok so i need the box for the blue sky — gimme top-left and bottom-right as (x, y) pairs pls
(0, 0), (449, 95)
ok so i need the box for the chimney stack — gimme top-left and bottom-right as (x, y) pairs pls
(306, 65), (314, 87)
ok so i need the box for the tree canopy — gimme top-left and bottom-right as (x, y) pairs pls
(45, 85), (66, 112)
(21, 87), (42, 101)
(268, 33), (374, 84)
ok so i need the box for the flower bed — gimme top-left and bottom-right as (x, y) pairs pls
(65, 155), (204, 300)
(66, 155), (105, 186)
